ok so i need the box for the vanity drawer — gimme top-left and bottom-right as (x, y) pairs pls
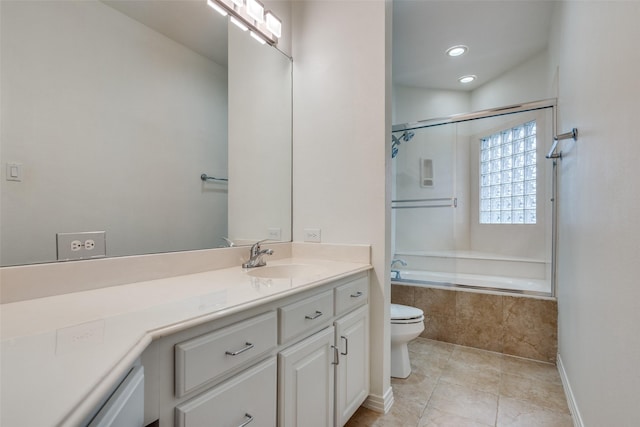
(175, 311), (277, 397)
(175, 357), (276, 427)
(334, 275), (369, 316)
(279, 290), (333, 344)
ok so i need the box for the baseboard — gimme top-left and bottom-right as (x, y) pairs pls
(362, 386), (394, 414)
(557, 353), (585, 427)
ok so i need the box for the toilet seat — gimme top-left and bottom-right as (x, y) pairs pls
(391, 303), (424, 324)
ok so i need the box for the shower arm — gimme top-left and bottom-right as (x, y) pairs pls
(546, 128), (578, 159)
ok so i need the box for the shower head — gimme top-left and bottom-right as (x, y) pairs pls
(391, 130), (415, 158)
(402, 131), (415, 142)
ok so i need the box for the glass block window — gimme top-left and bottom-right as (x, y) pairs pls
(480, 120), (537, 224)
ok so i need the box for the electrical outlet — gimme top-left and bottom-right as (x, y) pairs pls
(268, 227), (282, 240)
(57, 231), (106, 261)
(303, 228), (321, 243)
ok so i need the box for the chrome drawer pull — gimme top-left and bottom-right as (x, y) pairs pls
(225, 342), (254, 356)
(340, 336), (348, 356)
(238, 413), (254, 427)
(305, 310), (323, 320)
(350, 291), (364, 298)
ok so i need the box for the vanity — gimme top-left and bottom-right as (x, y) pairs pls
(0, 244), (372, 427)
(154, 270), (369, 427)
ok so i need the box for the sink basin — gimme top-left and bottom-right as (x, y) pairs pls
(246, 264), (325, 279)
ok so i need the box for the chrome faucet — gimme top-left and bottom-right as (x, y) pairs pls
(391, 258), (407, 280)
(220, 237), (235, 247)
(242, 240), (274, 268)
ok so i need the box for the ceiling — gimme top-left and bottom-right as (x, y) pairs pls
(101, 0), (228, 66)
(102, 0), (554, 91)
(393, 0), (556, 91)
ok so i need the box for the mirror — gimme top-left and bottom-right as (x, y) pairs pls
(0, 0), (292, 267)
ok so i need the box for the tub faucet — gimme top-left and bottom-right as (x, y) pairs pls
(391, 258), (407, 280)
(242, 240), (273, 268)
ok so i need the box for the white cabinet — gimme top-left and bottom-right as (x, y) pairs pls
(278, 275), (370, 427)
(334, 305), (369, 426)
(174, 311), (277, 397)
(149, 272), (370, 427)
(278, 326), (336, 427)
(175, 358), (276, 427)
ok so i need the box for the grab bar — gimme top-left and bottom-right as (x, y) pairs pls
(201, 173), (229, 183)
(392, 197), (457, 209)
(546, 128), (578, 159)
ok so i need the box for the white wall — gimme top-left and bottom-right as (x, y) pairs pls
(292, 0), (392, 411)
(471, 48), (552, 111)
(0, 0), (228, 265)
(549, 2), (640, 426)
(393, 85), (470, 124)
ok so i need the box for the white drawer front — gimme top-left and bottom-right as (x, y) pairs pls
(279, 290), (333, 344)
(334, 276), (368, 316)
(175, 357), (277, 427)
(175, 311), (277, 397)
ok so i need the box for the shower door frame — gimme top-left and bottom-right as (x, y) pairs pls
(391, 98), (559, 298)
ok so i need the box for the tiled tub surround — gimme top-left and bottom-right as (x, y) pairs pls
(392, 284), (557, 362)
(0, 243), (370, 426)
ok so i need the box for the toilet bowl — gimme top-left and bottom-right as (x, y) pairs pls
(390, 303), (425, 378)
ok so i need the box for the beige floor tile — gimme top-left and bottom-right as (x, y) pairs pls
(440, 358), (502, 394)
(344, 402), (421, 427)
(500, 373), (570, 414)
(409, 337), (456, 357)
(501, 355), (562, 385)
(391, 372), (439, 405)
(449, 345), (503, 372)
(497, 396), (573, 427)
(410, 350), (450, 379)
(427, 380), (498, 426)
(419, 406), (493, 427)
(347, 341), (572, 427)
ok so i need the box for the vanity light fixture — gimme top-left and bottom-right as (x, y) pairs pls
(206, 0), (228, 16)
(446, 45), (468, 57)
(265, 11), (282, 38)
(230, 16), (248, 31)
(458, 75), (477, 84)
(250, 31), (267, 45)
(206, 0), (281, 46)
(246, 0), (265, 23)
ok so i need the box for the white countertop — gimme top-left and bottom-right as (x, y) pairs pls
(0, 257), (371, 426)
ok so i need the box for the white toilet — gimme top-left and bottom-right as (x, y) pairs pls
(390, 303), (425, 378)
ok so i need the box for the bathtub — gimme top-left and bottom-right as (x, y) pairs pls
(391, 269), (553, 297)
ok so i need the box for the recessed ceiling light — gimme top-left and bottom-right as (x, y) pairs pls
(446, 45), (468, 57)
(458, 75), (477, 84)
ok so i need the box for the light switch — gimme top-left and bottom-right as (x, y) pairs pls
(6, 163), (22, 182)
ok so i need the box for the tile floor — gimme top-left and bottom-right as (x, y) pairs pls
(345, 338), (573, 427)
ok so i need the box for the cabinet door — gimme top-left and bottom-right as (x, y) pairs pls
(278, 326), (335, 427)
(175, 358), (276, 427)
(334, 305), (369, 427)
